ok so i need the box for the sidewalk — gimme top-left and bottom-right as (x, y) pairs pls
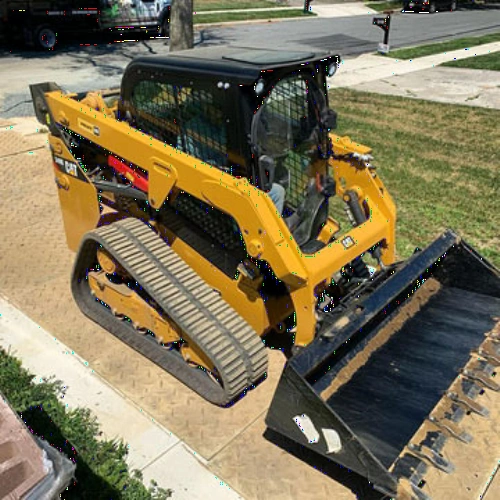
(195, 2), (372, 17)
(329, 41), (500, 108)
(193, 1), (371, 27)
(311, 2), (376, 17)
(331, 41), (500, 86)
(0, 295), (242, 500)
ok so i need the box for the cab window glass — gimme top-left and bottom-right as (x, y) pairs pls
(131, 80), (228, 169)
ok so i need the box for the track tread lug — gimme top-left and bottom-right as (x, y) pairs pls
(76, 218), (268, 405)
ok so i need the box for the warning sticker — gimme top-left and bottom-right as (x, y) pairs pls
(341, 236), (355, 249)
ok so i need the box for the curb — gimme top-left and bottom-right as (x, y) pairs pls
(194, 14), (317, 29)
(193, 7), (299, 14)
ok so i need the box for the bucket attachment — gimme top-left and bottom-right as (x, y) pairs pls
(266, 230), (500, 499)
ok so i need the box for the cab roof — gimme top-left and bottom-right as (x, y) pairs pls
(125, 46), (340, 86)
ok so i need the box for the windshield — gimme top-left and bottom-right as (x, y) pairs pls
(252, 75), (329, 210)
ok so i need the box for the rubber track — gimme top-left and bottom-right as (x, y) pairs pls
(71, 218), (268, 405)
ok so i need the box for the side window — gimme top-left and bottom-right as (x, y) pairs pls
(254, 77), (320, 209)
(180, 88), (227, 169)
(131, 80), (228, 170)
(257, 78), (309, 156)
(131, 80), (180, 146)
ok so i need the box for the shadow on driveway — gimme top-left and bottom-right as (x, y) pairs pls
(0, 30), (167, 59)
(0, 24), (234, 60)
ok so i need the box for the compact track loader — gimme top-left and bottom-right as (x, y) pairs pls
(31, 46), (500, 499)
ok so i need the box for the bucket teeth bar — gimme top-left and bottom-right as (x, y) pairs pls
(427, 415), (472, 444)
(407, 443), (455, 474)
(486, 332), (500, 342)
(475, 339), (500, 365)
(446, 388), (489, 417)
(462, 367), (500, 392)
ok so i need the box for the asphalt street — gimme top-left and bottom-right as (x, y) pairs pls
(207, 7), (500, 55)
(0, 6), (499, 117)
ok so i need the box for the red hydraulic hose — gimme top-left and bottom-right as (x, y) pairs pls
(107, 156), (149, 193)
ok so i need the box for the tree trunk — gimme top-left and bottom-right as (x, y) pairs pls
(169, 0), (193, 52)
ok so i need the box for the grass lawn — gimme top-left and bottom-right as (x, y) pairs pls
(329, 88), (500, 266)
(384, 32), (500, 59)
(365, 1), (403, 12)
(442, 51), (500, 71)
(194, 0), (286, 11)
(194, 9), (315, 23)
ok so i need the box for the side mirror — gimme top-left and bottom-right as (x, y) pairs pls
(322, 109), (337, 130)
(258, 155), (275, 192)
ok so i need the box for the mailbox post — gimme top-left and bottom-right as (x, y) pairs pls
(373, 14), (391, 54)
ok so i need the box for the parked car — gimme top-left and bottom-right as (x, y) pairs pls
(402, 0), (457, 13)
(1, 0), (171, 50)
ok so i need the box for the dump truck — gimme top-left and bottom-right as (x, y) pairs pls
(0, 391), (76, 498)
(30, 46), (500, 499)
(1, 0), (171, 50)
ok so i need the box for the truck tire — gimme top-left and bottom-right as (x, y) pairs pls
(35, 25), (57, 50)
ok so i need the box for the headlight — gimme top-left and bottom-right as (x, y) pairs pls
(254, 78), (265, 95)
(327, 63), (338, 77)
